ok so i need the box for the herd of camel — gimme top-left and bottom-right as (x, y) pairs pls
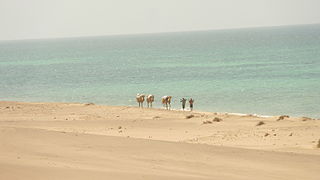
(136, 94), (171, 109)
(136, 94), (193, 110)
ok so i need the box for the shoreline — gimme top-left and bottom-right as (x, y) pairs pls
(2, 100), (313, 120)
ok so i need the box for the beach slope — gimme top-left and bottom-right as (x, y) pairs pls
(0, 101), (319, 179)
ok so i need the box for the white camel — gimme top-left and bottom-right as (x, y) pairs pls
(136, 94), (145, 108)
(161, 96), (172, 110)
(146, 94), (154, 108)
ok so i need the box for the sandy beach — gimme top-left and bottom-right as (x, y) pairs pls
(0, 101), (319, 179)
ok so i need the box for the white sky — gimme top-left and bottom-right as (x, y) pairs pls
(1, 0), (320, 40)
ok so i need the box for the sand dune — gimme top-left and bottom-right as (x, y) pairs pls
(1, 101), (320, 179)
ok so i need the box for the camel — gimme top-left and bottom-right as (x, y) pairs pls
(146, 94), (154, 108)
(136, 94), (145, 108)
(161, 96), (172, 110)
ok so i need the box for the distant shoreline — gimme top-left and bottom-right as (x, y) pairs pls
(0, 100), (274, 118)
(1, 100), (317, 120)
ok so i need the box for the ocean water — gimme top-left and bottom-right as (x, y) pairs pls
(0, 24), (320, 118)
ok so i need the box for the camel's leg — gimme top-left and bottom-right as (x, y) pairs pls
(150, 102), (152, 108)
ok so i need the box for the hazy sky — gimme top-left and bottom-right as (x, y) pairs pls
(1, 0), (320, 40)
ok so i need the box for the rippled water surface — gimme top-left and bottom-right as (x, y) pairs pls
(1, 24), (319, 118)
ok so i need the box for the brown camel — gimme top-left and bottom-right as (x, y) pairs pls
(146, 94), (154, 108)
(136, 94), (145, 108)
(161, 96), (172, 110)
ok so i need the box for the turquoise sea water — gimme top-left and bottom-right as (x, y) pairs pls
(0, 24), (320, 118)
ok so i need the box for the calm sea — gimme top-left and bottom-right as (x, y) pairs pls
(0, 24), (319, 118)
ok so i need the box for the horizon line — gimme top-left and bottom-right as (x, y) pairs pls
(1, 22), (319, 42)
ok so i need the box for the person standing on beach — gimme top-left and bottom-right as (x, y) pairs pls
(189, 98), (194, 111)
(180, 98), (187, 110)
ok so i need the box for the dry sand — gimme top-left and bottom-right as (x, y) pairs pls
(0, 101), (319, 179)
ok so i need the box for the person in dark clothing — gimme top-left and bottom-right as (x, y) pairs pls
(180, 98), (187, 110)
(189, 98), (194, 111)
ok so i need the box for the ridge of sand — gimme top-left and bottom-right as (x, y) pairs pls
(1, 101), (320, 179)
